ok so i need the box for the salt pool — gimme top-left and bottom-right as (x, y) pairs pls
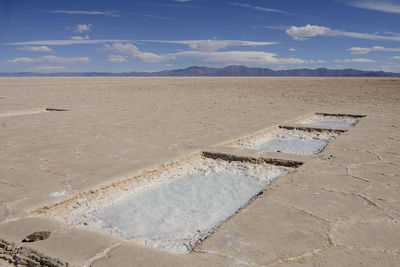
(231, 127), (338, 155)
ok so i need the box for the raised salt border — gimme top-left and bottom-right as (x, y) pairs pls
(230, 127), (338, 155)
(36, 155), (293, 254)
(0, 108), (67, 118)
(297, 113), (360, 128)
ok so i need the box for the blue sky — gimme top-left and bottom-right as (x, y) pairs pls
(1, 0), (400, 72)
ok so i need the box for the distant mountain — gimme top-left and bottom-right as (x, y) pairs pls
(1, 65), (399, 77)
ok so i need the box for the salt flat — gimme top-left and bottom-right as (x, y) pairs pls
(0, 77), (399, 266)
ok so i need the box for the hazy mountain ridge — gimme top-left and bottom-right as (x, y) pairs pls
(1, 65), (399, 77)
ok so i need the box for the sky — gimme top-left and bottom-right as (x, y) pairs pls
(1, 0), (400, 73)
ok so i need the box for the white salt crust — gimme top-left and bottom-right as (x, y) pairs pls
(38, 157), (290, 254)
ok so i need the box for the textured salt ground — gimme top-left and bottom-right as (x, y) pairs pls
(1, 77), (398, 266)
(82, 159), (288, 254)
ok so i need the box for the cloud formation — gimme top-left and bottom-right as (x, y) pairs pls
(334, 58), (375, 63)
(169, 50), (306, 65)
(7, 39), (277, 52)
(75, 24), (92, 33)
(104, 43), (173, 63)
(32, 66), (69, 71)
(393, 56), (400, 60)
(349, 46), (400, 54)
(346, 0), (400, 15)
(5, 55), (90, 65)
(140, 14), (172, 20)
(107, 55), (128, 63)
(5, 39), (129, 46)
(48, 10), (119, 17)
(104, 43), (317, 65)
(140, 39), (277, 52)
(233, 2), (291, 15)
(286, 24), (400, 41)
(308, 60), (326, 63)
(17, 46), (53, 52)
(70, 35), (90, 40)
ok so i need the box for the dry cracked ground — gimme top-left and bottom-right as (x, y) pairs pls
(0, 77), (399, 266)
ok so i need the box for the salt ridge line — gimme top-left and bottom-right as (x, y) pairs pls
(0, 108), (67, 118)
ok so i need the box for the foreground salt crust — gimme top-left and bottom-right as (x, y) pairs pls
(232, 128), (337, 155)
(298, 114), (359, 128)
(39, 156), (290, 254)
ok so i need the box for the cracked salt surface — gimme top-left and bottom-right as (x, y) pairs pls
(233, 128), (337, 155)
(298, 114), (359, 128)
(86, 158), (288, 254)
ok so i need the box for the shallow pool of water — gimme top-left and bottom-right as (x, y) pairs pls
(298, 114), (359, 128)
(256, 138), (328, 155)
(308, 120), (356, 128)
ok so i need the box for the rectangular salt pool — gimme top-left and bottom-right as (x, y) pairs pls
(297, 113), (363, 128)
(229, 127), (339, 155)
(37, 155), (293, 254)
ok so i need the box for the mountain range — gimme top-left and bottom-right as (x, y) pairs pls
(1, 65), (399, 77)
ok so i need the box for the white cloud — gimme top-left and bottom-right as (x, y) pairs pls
(233, 2), (291, 15)
(6, 57), (34, 64)
(169, 50), (306, 65)
(140, 39), (278, 52)
(107, 55), (128, 63)
(6, 39), (276, 51)
(286, 24), (400, 41)
(286, 25), (332, 40)
(141, 14), (172, 20)
(308, 60), (326, 64)
(346, 0), (400, 15)
(393, 56), (400, 60)
(104, 43), (173, 63)
(75, 24), (92, 33)
(17, 46), (53, 52)
(106, 43), (320, 65)
(5, 55), (90, 65)
(5, 39), (129, 46)
(48, 10), (119, 17)
(70, 35), (90, 40)
(289, 48), (297, 52)
(31, 66), (69, 71)
(334, 58), (375, 63)
(174, 0), (192, 2)
(348, 47), (373, 54)
(349, 46), (400, 54)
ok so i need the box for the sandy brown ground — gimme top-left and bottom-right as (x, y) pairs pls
(0, 77), (399, 266)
